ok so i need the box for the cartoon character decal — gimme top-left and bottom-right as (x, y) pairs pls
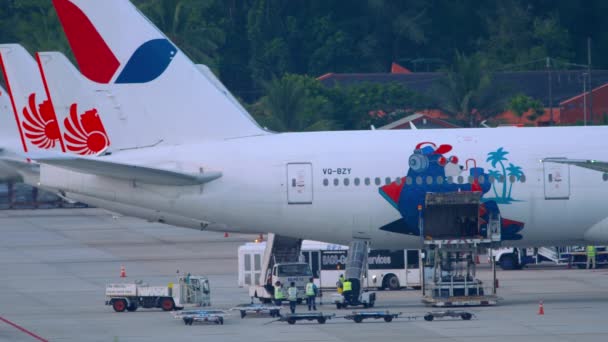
(378, 142), (524, 240)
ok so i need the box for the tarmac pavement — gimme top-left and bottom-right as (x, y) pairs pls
(1, 208), (608, 342)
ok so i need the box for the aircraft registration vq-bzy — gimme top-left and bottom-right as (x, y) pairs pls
(2, 0), (608, 249)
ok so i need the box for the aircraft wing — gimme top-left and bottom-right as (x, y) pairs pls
(544, 158), (608, 174)
(34, 155), (222, 186)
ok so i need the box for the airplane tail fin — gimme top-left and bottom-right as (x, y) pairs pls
(0, 44), (65, 153)
(36, 52), (116, 155)
(52, 0), (266, 143)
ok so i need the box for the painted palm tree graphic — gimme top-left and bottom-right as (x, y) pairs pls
(486, 148), (524, 203)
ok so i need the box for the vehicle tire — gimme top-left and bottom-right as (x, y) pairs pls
(126, 302), (138, 312)
(499, 254), (519, 270)
(424, 314), (434, 321)
(287, 318), (296, 325)
(317, 317), (326, 324)
(240, 311), (246, 319)
(336, 303), (342, 310)
(384, 316), (393, 323)
(385, 274), (400, 291)
(354, 316), (363, 323)
(461, 313), (472, 320)
(160, 298), (175, 311)
(112, 299), (127, 312)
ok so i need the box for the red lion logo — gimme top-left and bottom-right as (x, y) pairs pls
(22, 93), (61, 149)
(63, 103), (110, 155)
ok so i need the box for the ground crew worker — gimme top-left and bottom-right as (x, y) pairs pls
(274, 281), (285, 306)
(287, 282), (298, 314)
(586, 245), (597, 269)
(342, 278), (352, 304)
(305, 277), (317, 311)
(337, 274), (345, 294)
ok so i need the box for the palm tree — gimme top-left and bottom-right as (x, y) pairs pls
(434, 51), (507, 127)
(506, 163), (524, 199)
(487, 169), (501, 198)
(486, 148), (509, 200)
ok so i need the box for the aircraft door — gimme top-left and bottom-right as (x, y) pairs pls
(287, 163), (313, 204)
(543, 160), (570, 200)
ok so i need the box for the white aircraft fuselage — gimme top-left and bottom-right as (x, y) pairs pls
(40, 125), (608, 249)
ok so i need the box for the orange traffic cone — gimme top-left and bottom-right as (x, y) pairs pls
(538, 300), (544, 315)
(120, 265), (126, 278)
(224, 232), (229, 238)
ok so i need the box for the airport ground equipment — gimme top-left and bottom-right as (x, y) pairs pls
(231, 303), (281, 318)
(105, 274), (210, 312)
(333, 239), (377, 308)
(491, 247), (570, 270)
(331, 291), (376, 309)
(273, 313), (335, 325)
(423, 310), (474, 321)
(249, 233), (311, 304)
(172, 310), (226, 325)
(562, 246), (608, 268)
(421, 192), (500, 307)
(344, 311), (401, 323)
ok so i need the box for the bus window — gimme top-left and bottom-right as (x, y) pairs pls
(407, 250), (420, 268)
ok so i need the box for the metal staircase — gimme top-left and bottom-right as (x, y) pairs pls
(260, 233), (303, 283)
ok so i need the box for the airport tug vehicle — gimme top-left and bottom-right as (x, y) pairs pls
(105, 274), (210, 312)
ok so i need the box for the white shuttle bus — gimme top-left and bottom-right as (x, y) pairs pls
(238, 241), (421, 290)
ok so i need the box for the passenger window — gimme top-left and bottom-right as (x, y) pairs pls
(520, 175), (526, 183)
(509, 175), (516, 183)
(426, 176), (433, 184)
(436, 176), (444, 185)
(323, 179), (329, 186)
(385, 177), (391, 185)
(333, 178), (339, 186)
(447, 176), (453, 184)
(396, 177), (402, 185)
(489, 175), (495, 183)
(457, 176), (464, 184)
(292, 179), (296, 187)
(375, 177), (381, 186)
(365, 177), (371, 186)
(478, 175), (485, 184)
(354, 178), (360, 186)
(498, 175), (504, 183)
(406, 177), (413, 185)
(468, 176), (474, 183)
(416, 176), (423, 185)
(548, 174), (552, 182)
(344, 178), (350, 186)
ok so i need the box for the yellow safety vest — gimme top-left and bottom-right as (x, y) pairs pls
(306, 283), (315, 296)
(287, 287), (298, 301)
(274, 286), (284, 299)
(343, 281), (352, 292)
(587, 246), (596, 257)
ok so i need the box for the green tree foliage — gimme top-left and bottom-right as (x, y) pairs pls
(252, 74), (426, 131)
(508, 94), (545, 123)
(134, 0), (225, 70)
(0, 0), (606, 130)
(433, 52), (506, 127)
